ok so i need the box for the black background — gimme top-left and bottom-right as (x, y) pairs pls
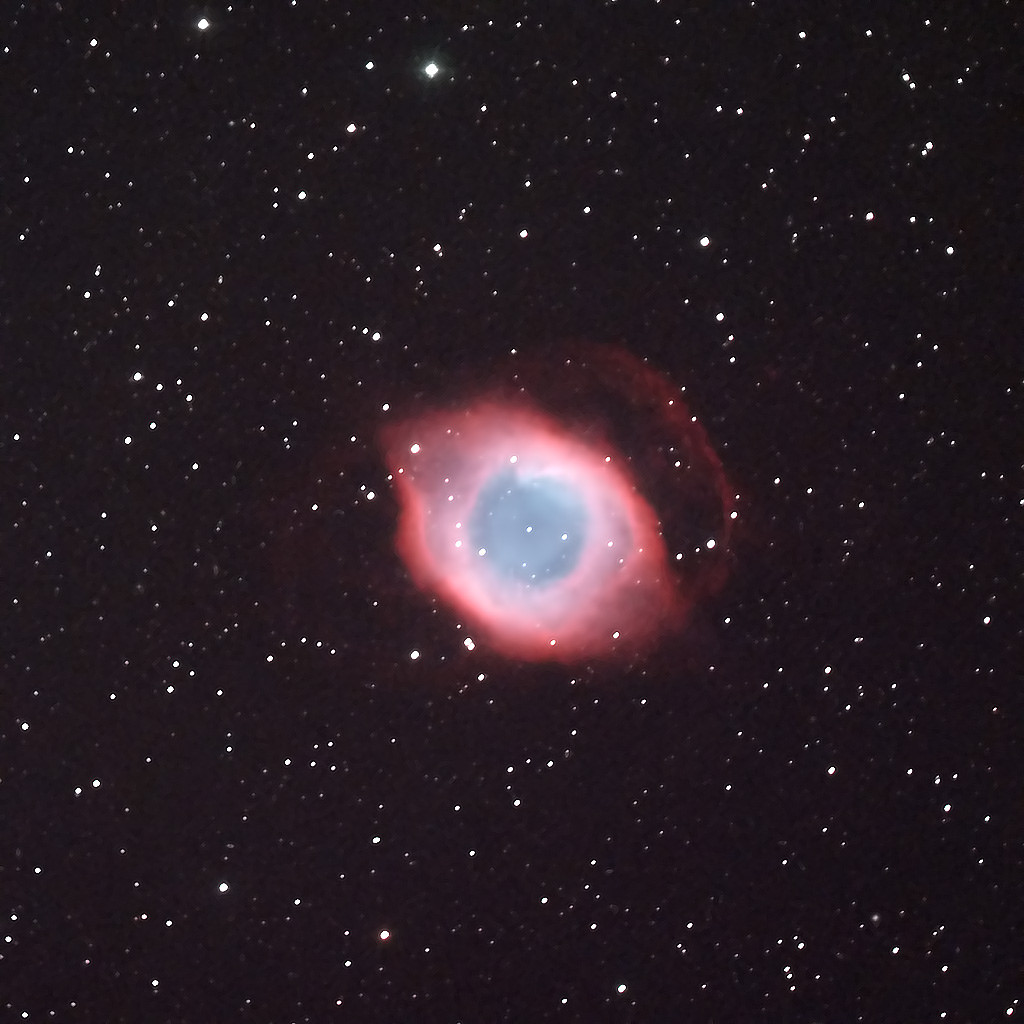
(3, 3), (1021, 1021)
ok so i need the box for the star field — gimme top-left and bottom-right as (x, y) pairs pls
(2, 3), (1021, 1021)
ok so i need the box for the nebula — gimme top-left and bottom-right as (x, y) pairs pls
(379, 344), (736, 664)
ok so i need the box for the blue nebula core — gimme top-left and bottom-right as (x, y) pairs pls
(468, 470), (588, 587)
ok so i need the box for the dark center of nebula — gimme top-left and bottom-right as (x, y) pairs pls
(469, 469), (587, 586)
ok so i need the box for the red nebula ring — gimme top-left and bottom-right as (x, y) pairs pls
(382, 400), (691, 663)
(379, 344), (736, 665)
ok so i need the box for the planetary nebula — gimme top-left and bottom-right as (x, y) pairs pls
(379, 345), (736, 664)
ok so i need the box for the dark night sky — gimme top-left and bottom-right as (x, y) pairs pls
(3, 3), (1021, 1021)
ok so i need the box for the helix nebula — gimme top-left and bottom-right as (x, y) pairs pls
(380, 344), (736, 664)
